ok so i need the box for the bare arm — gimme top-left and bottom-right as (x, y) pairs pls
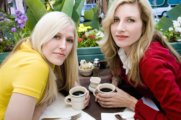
(5, 93), (36, 120)
(33, 103), (47, 120)
(112, 76), (120, 86)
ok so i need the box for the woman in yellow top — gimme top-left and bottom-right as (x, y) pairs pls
(0, 11), (89, 120)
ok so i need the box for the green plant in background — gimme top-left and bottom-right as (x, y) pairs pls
(25, 0), (85, 30)
(157, 16), (181, 42)
(0, 11), (15, 52)
(156, 4), (181, 42)
(24, 0), (101, 30)
(0, 10), (30, 52)
(77, 24), (104, 48)
(83, 4), (100, 30)
(24, 0), (102, 48)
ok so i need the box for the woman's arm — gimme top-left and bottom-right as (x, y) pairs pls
(5, 93), (36, 120)
(33, 103), (47, 120)
(112, 76), (120, 86)
(136, 56), (181, 120)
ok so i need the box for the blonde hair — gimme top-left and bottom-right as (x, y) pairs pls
(100, 0), (181, 86)
(1, 12), (79, 105)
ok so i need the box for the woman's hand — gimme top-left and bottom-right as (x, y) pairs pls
(95, 87), (137, 111)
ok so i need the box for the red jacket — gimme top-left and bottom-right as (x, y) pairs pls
(120, 42), (181, 120)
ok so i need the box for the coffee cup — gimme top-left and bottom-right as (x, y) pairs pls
(94, 83), (116, 95)
(64, 86), (87, 110)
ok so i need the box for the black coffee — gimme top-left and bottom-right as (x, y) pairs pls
(72, 91), (84, 96)
(100, 88), (112, 92)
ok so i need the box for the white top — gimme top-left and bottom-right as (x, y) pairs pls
(118, 48), (131, 75)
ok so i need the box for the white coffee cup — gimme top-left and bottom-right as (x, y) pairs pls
(94, 83), (116, 96)
(64, 86), (87, 110)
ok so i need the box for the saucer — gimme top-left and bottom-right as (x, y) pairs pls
(88, 85), (96, 93)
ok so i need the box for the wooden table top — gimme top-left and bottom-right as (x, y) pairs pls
(79, 68), (124, 120)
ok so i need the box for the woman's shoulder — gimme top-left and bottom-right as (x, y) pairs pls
(6, 50), (49, 72)
(142, 41), (172, 61)
(140, 41), (180, 69)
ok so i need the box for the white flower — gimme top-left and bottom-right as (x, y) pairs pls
(80, 59), (86, 65)
(169, 27), (173, 31)
(175, 27), (181, 33)
(172, 17), (181, 34)
(173, 20), (180, 28)
(96, 31), (104, 38)
(79, 59), (94, 70)
(177, 17), (181, 23)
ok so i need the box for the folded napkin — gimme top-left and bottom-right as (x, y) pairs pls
(101, 108), (134, 120)
(40, 93), (95, 120)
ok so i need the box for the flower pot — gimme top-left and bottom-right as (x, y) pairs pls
(170, 41), (181, 55)
(77, 47), (105, 62)
(0, 52), (9, 64)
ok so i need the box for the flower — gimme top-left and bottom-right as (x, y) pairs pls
(0, 10), (30, 52)
(79, 59), (94, 70)
(159, 17), (181, 42)
(173, 17), (181, 33)
(77, 24), (104, 48)
(14, 10), (27, 29)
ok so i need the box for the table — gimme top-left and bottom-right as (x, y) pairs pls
(79, 68), (112, 86)
(79, 68), (124, 120)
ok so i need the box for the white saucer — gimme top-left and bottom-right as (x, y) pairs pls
(88, 85), (96, 93)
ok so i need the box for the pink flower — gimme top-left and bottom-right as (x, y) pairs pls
(78, 37), (83, 42)
(88, 35), (95, 39)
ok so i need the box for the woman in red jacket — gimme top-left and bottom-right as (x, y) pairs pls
(96, 0), (181, 119)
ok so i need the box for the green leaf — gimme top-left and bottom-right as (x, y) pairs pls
(83, 6), (100, 29)
(72, 0), (85, 26)
(61, 0), (74, 17)
(74, 0), (85, 17)
(84, 8), (95, 20)
(167, 4), (181, 20)
(156, 4), (181, 32)
(25, 0), (47, 30)
(25, 10), (37, 30)
(157, 17), (173, 32)
(53, 0), (64, 11)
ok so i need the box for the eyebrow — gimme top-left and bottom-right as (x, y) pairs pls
(114, 15), (137, 19)
(55, 32), (61, 35)
(56, 32), (74, 37)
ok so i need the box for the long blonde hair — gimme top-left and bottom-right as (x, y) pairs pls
(100, 0), (181, 86)
(1, 12), (79, 105)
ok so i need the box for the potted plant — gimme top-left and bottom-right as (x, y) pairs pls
(0, 10), (30, 63)
(158, 16), (181, 42)
(77, 24), (104, 62)
(156, 4), (181, 55)
(157, 16), (181, 54)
